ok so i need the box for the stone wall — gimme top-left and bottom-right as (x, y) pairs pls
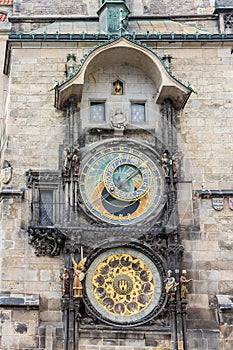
(0, 5), (233, 347)
(12, 0), (216, 17)
(0, 308), (40, 349)
(79, 330), (171, 350)
(0, 31), (11, 165)
(141, 0), (215, 15)
(0, 195), (64, 349)
(2, 38), (233, 349)
(9, 1), (220, 43)
(13, 0), (88, 16)
(4, 45), (68, 188)
(174, 42), (233, 349)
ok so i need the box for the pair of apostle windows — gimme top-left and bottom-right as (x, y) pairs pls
(90, 101), (145, 124)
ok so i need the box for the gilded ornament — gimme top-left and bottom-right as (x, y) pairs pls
(85, 247), (164, 326)
(72, 257), (87, 298)
(92, 253), (154, 316)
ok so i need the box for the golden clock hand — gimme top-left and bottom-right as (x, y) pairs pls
(90, 168), (136, 206)
(115, 168), (139, 190)
(114, 159), (148, 190)
(91, 183), (116, 206)
(91, 191), (109, 206)
(91, 160), (149, 206)
(91, 168), (138, 206)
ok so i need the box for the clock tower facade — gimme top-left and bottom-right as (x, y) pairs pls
(1, 1), (233, 350)
(51, 35), (191, 348)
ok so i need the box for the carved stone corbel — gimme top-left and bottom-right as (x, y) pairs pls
(28, 227), (66, 256)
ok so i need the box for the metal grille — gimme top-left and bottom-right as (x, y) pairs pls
(224, 13), (233, 29)
(131, 103), (145, 123)
(39, 190), (53, 226)
(90, 102), (105, 122)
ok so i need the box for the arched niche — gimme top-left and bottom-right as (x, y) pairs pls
(55, 37), (192, 110)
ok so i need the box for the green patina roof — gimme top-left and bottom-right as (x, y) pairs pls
(31, 19), (210, 36)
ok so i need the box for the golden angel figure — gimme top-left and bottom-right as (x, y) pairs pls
(72, 257), (87, 298)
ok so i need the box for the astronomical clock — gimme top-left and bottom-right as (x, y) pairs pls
(78, 140), (165, 226)
(27, 133), (182, 332)
(27, 110), (184, 345)
(26, 26), (189, 348)
(84, 246), (166, 327)
(58, 134), (174, 331)
(72, 138), (170, 327)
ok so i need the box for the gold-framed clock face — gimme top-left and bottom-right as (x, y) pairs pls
(84, 247), (164, 326)
(79, 140), (165, 225)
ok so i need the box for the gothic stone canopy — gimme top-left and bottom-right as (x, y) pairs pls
(54, 37), (192, 110)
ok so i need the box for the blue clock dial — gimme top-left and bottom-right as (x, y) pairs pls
(104, 156), (150, 201)
(79, 142), (165, 225)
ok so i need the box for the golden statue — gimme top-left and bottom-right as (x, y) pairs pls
(114, 81), (123, 95)
(180, 270), (192, 299)
(72, 257), (87, 298)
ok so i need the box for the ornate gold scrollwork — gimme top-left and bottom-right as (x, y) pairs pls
(92, 253), (154, 316)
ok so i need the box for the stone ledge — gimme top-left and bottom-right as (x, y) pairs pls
(196, 189), (233, 198)
(216, 294), (233, 310)
(215, 0), (233, 11)
(79, 328), (171, 339)
(216, 294), (233, 325)
(0, 187), (24, 200)
(0, 293), (39, 308)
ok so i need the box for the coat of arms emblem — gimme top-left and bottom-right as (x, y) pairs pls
(1, 161), (12, 185)
(229, 198), (233, 210)
(212, 197), (224, 211)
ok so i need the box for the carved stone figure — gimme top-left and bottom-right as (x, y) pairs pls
(180, 270), (192, 300)
(71, 148), (80, 175)
(171, 153), (178, 178)
(60, 268), (70, 297)
(110, 108), (127, 130)
(63, 147), (80, 176)
(63, 148), (71, 176)
(164, 270), (178, 301)
(72, 257), (87, 298)
(1, 160), (12, 185)
(161, 150), (171, 177)
(28, 227), (65, 256)
(65, 52), (76, 77)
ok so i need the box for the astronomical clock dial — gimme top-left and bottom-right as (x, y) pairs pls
(78, 141), (165, 225)
(84, 247), (165, 326)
